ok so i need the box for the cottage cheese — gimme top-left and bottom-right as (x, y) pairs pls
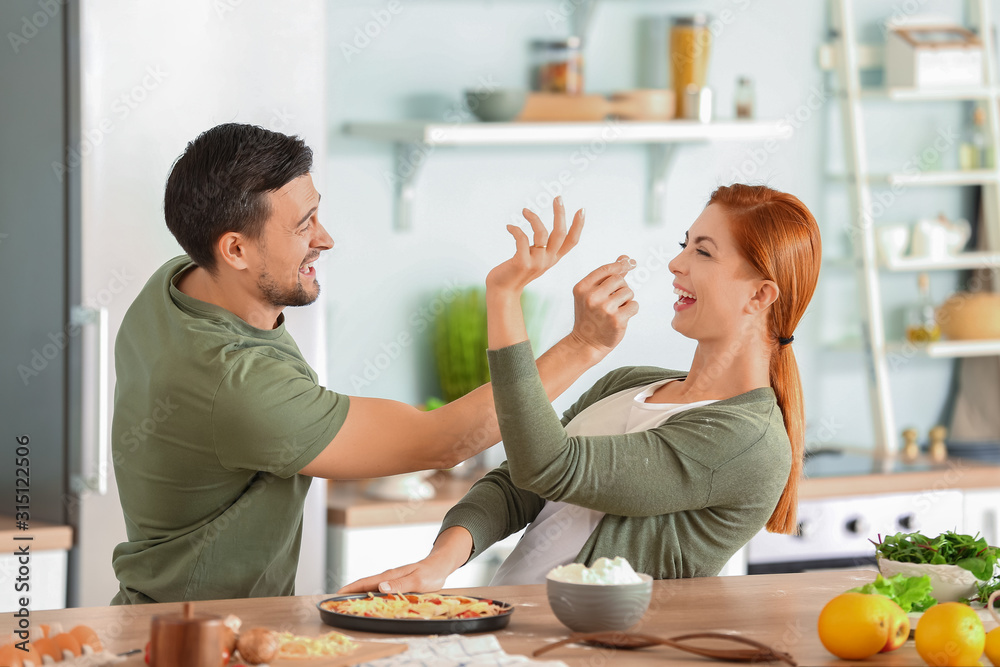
(547, 557), (644, 585)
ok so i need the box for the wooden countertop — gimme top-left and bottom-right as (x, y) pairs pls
(20, 570), (999, 665)
(329, 457), (1000, 527)
(0, 515), (73, 553)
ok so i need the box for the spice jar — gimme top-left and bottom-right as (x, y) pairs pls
(735, 76), (755, 119)
(532, 37), (584, 95)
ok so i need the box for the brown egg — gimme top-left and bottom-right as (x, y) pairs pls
(236, 627), (279, 665)
(53, 632), (83, 657)
(69, 625), (103, 653)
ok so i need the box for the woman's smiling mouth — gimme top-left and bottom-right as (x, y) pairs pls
(673, 286), (696, 311)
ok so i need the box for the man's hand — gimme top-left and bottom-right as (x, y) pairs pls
(568, 256), (639, 359)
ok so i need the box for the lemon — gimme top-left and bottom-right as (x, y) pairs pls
(915, 602), (986, 666)
(817, 592), (890, 660)
(985, 627), (1000, 667)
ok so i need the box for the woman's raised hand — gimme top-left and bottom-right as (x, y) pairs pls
(485, 196), (583, 294)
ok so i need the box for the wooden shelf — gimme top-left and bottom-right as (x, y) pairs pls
(343, 119), (793, 229)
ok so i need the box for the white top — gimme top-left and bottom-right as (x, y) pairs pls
(490, 379), (718, 586)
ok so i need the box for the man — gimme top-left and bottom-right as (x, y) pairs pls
(110, 123), (637, 604)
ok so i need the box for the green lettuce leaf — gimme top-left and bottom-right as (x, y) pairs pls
(848, 573), (937, 613)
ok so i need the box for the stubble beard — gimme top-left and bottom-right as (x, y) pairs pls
(257, 268), (319, 307)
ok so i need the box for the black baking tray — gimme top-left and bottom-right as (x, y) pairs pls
(317, 593), (514, 635)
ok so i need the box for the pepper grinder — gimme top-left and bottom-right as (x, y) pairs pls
(901, 428), (919, 462)
(928, 425), (948, 463)
(149, 602), (225, 667)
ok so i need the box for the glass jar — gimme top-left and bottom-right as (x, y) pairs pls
(669, 15), (712, 118)
(735, 76), (755, 119)
(531, 37), (584, 95)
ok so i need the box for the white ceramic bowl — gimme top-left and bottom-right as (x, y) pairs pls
(545, 573), (653, 633)
(877, 558), (981, 602)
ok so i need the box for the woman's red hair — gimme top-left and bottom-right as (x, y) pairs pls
(708, 184), (822, 534)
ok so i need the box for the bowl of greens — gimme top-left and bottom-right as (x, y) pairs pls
(874, 531), (999, 603)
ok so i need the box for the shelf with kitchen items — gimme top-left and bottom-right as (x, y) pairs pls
(826, 0), (1000, 458)
(343, 118), (793, 230)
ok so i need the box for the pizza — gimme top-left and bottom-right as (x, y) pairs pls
(321, 593), (509, 620)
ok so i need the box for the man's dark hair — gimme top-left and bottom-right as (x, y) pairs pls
(164, 123), (313, 273)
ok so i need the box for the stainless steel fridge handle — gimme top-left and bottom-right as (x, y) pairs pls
(71, 305), (110, 496)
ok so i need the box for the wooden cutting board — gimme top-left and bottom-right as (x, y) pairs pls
(117, 640), (408, 666)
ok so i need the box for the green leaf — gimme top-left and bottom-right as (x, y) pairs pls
(848, 573), (937, 613)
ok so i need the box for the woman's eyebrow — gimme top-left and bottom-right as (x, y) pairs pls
(692, 235), (718, 249)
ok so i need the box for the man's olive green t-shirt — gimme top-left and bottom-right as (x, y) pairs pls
(110, 256), (349, 604)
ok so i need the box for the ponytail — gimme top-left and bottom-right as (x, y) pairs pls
(708, 184), (821, 535)
(765, 345), (805, 533)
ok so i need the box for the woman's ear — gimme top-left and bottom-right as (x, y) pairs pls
(748, 279), (779, 314)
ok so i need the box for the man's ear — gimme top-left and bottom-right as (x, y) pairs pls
(216, 232), (252, 271)
(748, 279), (779, 314)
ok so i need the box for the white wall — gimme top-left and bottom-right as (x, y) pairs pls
(324, 0), (994, 454)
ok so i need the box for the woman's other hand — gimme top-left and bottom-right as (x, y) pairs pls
(485, 196), (583, 294)
(336, 526), (473, 595)
(568, 256), (639, 358)
(336, 558), (450, 595)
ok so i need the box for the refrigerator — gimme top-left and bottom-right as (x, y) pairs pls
(1, 0), (331, 609)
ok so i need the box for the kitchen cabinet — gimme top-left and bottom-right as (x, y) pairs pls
(343, 120), (792, 230)
(0, 518), (73, 612)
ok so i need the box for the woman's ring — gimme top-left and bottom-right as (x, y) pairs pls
(531, 244), (547, 249)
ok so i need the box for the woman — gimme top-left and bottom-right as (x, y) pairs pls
(341, 184), (821, 592)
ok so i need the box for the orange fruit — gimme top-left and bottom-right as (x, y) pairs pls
(915, 602), (985, 666)
(69, 625), (103, 652)
(818, 592), (891, 659)
(985, 627), (1000, 667)
(53, 632), (82, 657)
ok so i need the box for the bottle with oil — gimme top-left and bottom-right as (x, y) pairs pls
(905, 272), (941, 343)
(959, 106), (992, 170)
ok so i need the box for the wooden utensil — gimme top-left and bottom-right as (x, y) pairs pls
(149, 603), (225, 667)
(533, 630), (797, 665)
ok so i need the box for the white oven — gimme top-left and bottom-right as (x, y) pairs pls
(745, 490), (965, 574)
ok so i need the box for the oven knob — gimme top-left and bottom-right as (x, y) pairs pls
(898, 514), (919, 530)
(846, 517), (870, 536)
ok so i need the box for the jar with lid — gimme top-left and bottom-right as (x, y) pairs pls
(735, 76), (754, 119)
(669, 15), (712, 118)
(531, 37), (584, 95)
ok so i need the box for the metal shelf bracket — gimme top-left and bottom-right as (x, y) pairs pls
(391, 141), (425, 231)
(647, 143), (678, 225)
